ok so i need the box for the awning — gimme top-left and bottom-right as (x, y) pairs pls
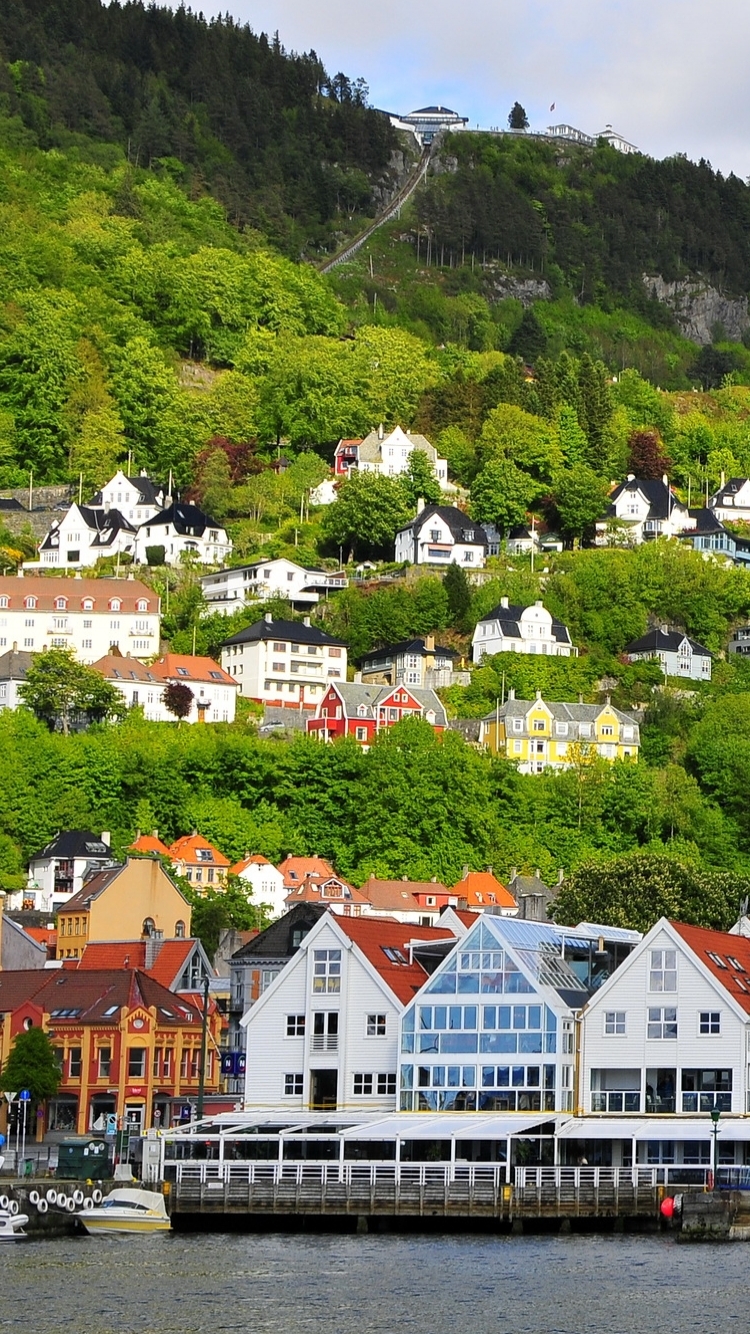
(339, 1113), (555, 1141)
(557, 1117), (750, 1142)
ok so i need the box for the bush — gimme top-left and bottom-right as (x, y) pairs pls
(146, 545), (166, 566)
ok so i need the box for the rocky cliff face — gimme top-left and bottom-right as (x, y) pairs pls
(644, 274), (749, 345)
(485, 271), (551, 306)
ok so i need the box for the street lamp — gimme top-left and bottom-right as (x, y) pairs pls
(710, 1105), (721, 1185)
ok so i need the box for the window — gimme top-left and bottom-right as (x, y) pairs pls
(682, 1069), (732, 1113)
(24, 596), (37, 609)
(706, 951), (728, 969)
(54, 597), (67, 610)
(649, 948), (677, 992)
(128, 1048), (146, 1078)
(311, 1011), (338, 1051)
(283, 1073), (303, 1097)
(97, 1047), (111, 1079)
(382, 946), (409, 965)
(533, 719), (545, 732)
(647, 1006), (677, 1039)
(727, 956), (746, 973)
(600, 725), (614, 736)
(604, 1011), (626, 1036)
(137, 599), (148, 611)
(286, 1014), (305, 1037)
(699, 1011), (721, 1035)
(355, 726), (367, 741)
(109, 598), (122, 611)
(377, 1073), (397, 1096)
(329, 648), (342, 659)
(555, 722), (568, 736)
(68, 1047), (82, 1078)
(366, 1014), (387, 1037)
(312, 949), (341, 993)
(353, 1073), (374, 1095)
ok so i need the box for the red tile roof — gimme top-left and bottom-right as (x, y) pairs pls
(450, 870), (517, 910)
(359, 876), (451, 913)
(25, 926), (57, 947)
(0, 575), (156, 613)
(285, 875), (369, 907)
(129, 833), (171, 856)
(168, 834), (230, 867)
(335, 916), (456, 1005)
(229, 854), (273, 876)
(0, 968), (201, 1023)
(154, 654), (237, 687)
(278, 855), (335, 888)
(671, 922), (750, 1013)
(75, 939), (197, 989)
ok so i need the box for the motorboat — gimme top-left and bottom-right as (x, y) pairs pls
(76, 1187), (171, 1235)
(0, 1208), (29, 1241)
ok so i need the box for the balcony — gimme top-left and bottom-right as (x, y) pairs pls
(591, 1091), (640, 1113)
(310, 1034), (338, 1053)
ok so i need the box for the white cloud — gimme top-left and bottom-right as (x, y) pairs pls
(157, 0), (750, 174)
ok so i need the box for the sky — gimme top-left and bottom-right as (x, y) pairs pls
(163, 0), (750, 176)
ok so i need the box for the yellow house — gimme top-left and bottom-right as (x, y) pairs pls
(480, 690), (640, 773)
(56, 857), (192, 961)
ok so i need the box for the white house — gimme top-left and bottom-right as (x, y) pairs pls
(241, 912), (458, 1111)
(596, 476), (692, 546)
(133, 501), (232, 567)
(0, 574), (160, 664)
(0, 649), (32, 712)
(579, 918), (750, 1169)
(395, 503), (488, 567)
(595, 125), (639, 154)
(26, 829), (116, 914)
(335, 425), (448, 488)
(91, 652), (239, 723)
(228, 855), (287, 920)
(92, 470), (167, 525)
(472, 598), (576, 663)
(624, 627), (712, 681)
(709, 478), (750, 525)
(221, 614), (347, 708)
(201, 558), (347, 613)
(308, 475), (339, 507)
(397, 915), (639, 1114)
(34, 504), (137, 570)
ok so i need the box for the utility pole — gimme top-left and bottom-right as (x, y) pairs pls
(196, 974), (210, 1123)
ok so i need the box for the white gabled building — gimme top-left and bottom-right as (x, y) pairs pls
(133, 501), (231, 567)
(92, 470), (167, 525)
(395, 503), (488, 567)
(228, 855), (287, 920)
(579, 919), (750, 1169)
(34, 503), (137, 570)
(241, 913), (458, 1111)
(335, 425), (448, 488)
(623, 627), (712, 681)
(596, 476), (692, 546)
(201, 558), (347, 613)
(0, 574), (160, 663)
(26, 829), (116, 913)
(221, 614), (347, 708)
(472, 598), (577, 663)
(91, 652), (239, 723)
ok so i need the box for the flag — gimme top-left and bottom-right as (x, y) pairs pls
(550, 102), (556, 112)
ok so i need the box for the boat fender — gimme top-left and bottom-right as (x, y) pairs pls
(83, 1197), (94, 1211)
(0, 1195), (8, 1210)
(45, 1189), (57, 1204)
(37, 1199), (48, 1214)
(29, 1191), (39, 1206)
(92, 1189), (102, 1204)
(66, 1196), (77, 1213)
(73, 1189), (84, 1204)
(55, 1194), (67, 1208)
(8, 1199), (19, 1215)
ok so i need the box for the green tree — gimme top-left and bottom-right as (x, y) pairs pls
(183, 881), (271, 957)
(401, 449), (442, 507)
(508, 308), (547, 362)
(321, 472), (412, 561)
(508, 102), (529, 130)
(0, 1027), (60, 1103)
(552, 852), (750, 933)
(19, 650), (124, 734)
(470, 458), (535, 535)
(477, 402), (562, 484)
(444, 562), (472, 629)
(557, 404), (588, 467)
(576, 353), (612, 457)
(549, 466), (609, 544)
(196, 448), (232, 523)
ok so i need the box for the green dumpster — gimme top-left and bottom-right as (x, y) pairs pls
(56, 1138), (112, 1180)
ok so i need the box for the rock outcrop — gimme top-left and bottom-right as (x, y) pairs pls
(644, 274), (749, 345)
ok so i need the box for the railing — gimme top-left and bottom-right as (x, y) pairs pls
(170, 1160), (507, 1188)
(715, 1166), (750, 1190)
(515, 1165), (710, 1189)
(310, 1034), (338, 1053)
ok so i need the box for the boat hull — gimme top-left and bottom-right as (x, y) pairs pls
(80, 1212), (171, 1235)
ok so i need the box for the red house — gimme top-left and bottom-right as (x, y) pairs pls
(306, 681), (447, 748)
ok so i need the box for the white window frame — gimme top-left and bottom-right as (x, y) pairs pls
(604, 1011), (626, 1036)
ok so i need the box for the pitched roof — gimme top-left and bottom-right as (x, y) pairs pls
(322, 681), (447, 726)
(231, 903), (328, 960)
(92, 655), (161, 684)
(686, 508), (728, 537)
(451, 870), (517, 910)
(624, 627), (712, 657)
(285, 874), (369, 906)
(154, 654), (237, 686)
(608, 476), (685, 520)
(168, 834), (230, 868)
(91, 472), (165, 507)
(334, 916), (456, 1004)
(399, 504), (488, 546)
(229, 853), (273, 876)
(0, 650), (33, 681)
(476, 603), (572, 645)
(277, 855), (336, 887)
(75, 939), (196, 989)
(671, 922), (750, 1014)
(129, 832), (171, 856)
(360, 638), (458, 664)
(0, 576), (157, 614)
(481, 698), (639, 733)
(141, 500), (223, 535)
(710, 478), (750, 505)
(0, 967), (201, 1023)
(221, 617), (346, 649)
(59, 864), (125, 912)
(30, 830), (113, 863)
(360, 876), (451, 913)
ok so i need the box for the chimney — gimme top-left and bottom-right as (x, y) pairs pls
(486, 866), (493, 876)
(264, 612), (273, 623)
(354, 671), (362, 683)
(425, 635), (435, 652)
(431, 876), (437, 883)
(508, 687), (515, 700)
(662, 473), (669, 487)
(16, 568), (23, 578)
(378, 423), (384, 440)
(417, 497), (425, 514)
(535, 600), (543, 608)
(557, 868), (564, 885)
(535, 690), (542, 700)
(402, 875), (408, 881)
(535, 868), (541, 879)
(101, 831), (111, 847)
(626, 473), (635, 482)
(500, 596), (508, 609)
(721, 469), (726, 488)
(510, 867), (517, 882)
(153, 829), (158, 839)
(303, 616), (311, 627)
(135, 829), (141, 841)
(462, 865), (469, 880)
(145, 930), (164, 970)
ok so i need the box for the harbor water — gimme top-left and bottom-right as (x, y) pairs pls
(1, 1231), (748, 1332)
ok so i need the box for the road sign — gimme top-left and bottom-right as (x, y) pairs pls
(19, 1089), (31, 1102)
(3, 1092), (17, 1103)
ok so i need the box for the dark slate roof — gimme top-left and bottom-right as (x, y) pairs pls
(361, 638), (458, 664)
(401, 504), (489, 546)
(30, 830), (113, 862)
(39, 506), (135, 551)
(0, 650), (33, 681)
(686, 508), (731, 537)
(711, 478), (749, 504)
(142, 501), (222, 535)
(478, 603), (572, 645)
(222, 618), (346, 649)
(410, 105), (458, 115)
(608, 477), (680, 521)
(231, 904), (327, 962)
(91, 474), (165, 507)
(61, 865), (125, 912)
(0, 497), (24, 511)
(624, 627), (712, 657)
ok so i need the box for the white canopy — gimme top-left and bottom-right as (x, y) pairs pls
(339, 1113), (553, 1141)
(557, 1117), (748, 1142)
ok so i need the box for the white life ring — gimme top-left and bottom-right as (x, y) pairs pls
(55, 1193), (67, 1208)
(73, 1189), (84, 1204)
(92, 1189), (102, 1204)
(83, 1197), (94, 1211)
(29, 1190), (39, 1206)
(66, 1196), (76, 1212)
(37, 1199), (48, 1214)
(8, 1199), (19, 1215)
(45, 1189), (57, 1204)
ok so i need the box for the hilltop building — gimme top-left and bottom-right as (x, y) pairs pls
(306, 680), (446, 748)
(358, 636), (462, 689)
(91, 652), (238, 723)
(623, 627), (712, 681)
(132, 500), (231, 566)
(395, 503), (488, 567)
(0, 574), (160, 664)
(334, 425), (448, 488)
(392, 106), (468, 144)
(26, 830), (116, 914)
(596, 476), (692, 546)
(201, 558), (347, 613)
(472, 599), (576, 662)
(221, 614), (347, 709)
(479, 691), (640, 772)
